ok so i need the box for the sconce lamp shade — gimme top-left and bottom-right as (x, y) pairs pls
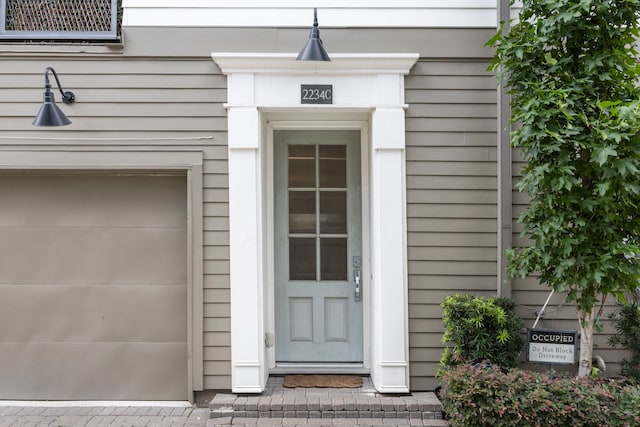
(33, 89), (72, 126)
(33, 67), (75, 127)
(297, 8), (330, 61)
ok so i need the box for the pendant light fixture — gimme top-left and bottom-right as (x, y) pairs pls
(33, 67), (76, 127)
(297, 8), (330, 62)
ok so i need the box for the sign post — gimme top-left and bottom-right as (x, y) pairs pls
(527, 329), (577, 365)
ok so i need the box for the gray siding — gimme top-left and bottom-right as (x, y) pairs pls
(405, 59), (498, 391)
(122, 27), (494, 59)
(0, 56), (232, 390)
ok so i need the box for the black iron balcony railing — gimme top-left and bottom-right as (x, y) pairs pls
(0, 0), (119, 41)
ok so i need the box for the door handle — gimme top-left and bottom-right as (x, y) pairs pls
(354, 269), (361, 301)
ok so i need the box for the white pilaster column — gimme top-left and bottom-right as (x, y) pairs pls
(228, 105), (265, 393)
(370, 107), (410, 393)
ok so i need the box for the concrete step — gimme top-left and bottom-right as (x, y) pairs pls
(210, 392), (443, 421)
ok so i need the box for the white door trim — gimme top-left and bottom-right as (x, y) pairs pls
(213, 52), (418, 394)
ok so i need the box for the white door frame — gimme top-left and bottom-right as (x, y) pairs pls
(213, 52), (418, 394)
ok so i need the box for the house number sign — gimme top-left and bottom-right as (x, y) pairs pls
(301, 84), (333, 104)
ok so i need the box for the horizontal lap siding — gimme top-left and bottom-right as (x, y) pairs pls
(406, 59), (498, 391)
(0, 57), (231, 390)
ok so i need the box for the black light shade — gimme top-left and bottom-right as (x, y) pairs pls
(33, 67), (75, 127)
(33, 89), (71, 126)
(297, 8), (330, 61)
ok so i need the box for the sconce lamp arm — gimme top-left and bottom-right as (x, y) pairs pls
(44, 67), (76, 105)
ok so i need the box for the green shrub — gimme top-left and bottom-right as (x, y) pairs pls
(439, 294), (524, 373)
(610, 384), (640, 426)
(609, 300), (640, 382)
(440, 363), (639, 427)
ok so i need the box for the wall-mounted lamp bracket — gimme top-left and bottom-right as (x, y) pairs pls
(33, 67), (76, 127)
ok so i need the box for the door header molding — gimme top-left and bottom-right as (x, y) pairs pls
(212, 53), (418, 112)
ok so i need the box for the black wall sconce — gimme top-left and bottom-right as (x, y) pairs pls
(297, 8), (330, 62)
(33, 67), (76, 127)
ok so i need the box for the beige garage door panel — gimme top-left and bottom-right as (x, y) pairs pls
(0, 342), (187, 400)
(0, 173), (188, 400)
(0, 284), (186, 343)
(0, 174), (186, 228)
(0, 228), (186, 285)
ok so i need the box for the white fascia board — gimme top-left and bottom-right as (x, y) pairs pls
(123, 0), (498, 28)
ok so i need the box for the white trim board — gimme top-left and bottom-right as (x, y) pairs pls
(214, 52), (417, 394)
(124, 1), (498, 28)
(127, 1), (494, 6)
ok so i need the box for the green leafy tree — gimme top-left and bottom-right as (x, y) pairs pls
(488, 0), (640, 377)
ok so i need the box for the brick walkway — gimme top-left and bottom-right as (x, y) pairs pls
(0, 405), (209, 426)
(0, 405), (448, 427)
(0, 377), (449, 427)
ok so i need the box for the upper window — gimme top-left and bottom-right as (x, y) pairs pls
(0, 0), (119, 41)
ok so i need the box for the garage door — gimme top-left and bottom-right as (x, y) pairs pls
(0, 172), (188, 400)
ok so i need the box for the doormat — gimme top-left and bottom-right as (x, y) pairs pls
(283, 374), (363, 388)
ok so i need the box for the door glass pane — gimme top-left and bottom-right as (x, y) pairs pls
(289, 145), (316, 188)
(320, 191), (346, 234)
(319, 145), (346, 188)
(289, 191), (316, 233)
(320, 238), (347, 280)
(289, 238), (316, 280)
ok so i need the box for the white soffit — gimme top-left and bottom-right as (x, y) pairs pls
(123, 0), (498, 28)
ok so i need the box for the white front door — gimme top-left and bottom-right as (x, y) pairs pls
(274, 130), (363, 363)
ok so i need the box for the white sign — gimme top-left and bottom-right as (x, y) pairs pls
(527, 329), (577, 365)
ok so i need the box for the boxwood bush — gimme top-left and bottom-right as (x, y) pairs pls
(440, 362), (640, 427)
(439, 294), (524, 373)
